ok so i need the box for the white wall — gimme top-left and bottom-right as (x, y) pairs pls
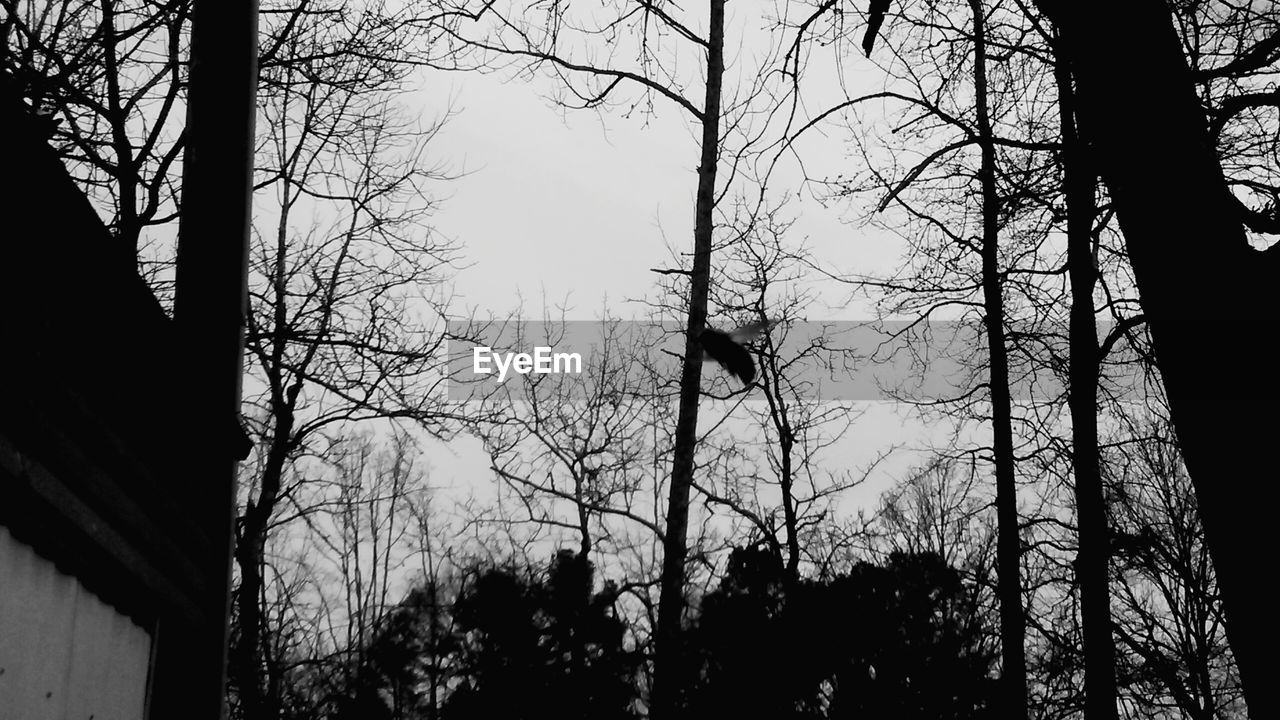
(0, 525), (153, 720)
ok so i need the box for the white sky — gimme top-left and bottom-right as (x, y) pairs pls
(420, 63), (900, 321)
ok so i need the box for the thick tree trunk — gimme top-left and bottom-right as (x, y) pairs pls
(230, 401), (293, 720)
(971, 3), (1027, 716)
(1037, 2), (1280, 717)
(1055, 45), (1119, 720)
(650, 1), (725, 718)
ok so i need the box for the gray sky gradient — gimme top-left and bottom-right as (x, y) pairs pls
(420, 68), (900, 321)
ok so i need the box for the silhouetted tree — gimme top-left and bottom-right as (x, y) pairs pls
(685, 548), (997, 720)
(968, 5), (1029, 714)
(825, 552), (997, 720)
(434, 3), (824, 711)
(229, 3), (459, 716)
(1107, 416), (1246, 720)
(682, 546), (808, 719)
(1036, 2), (1280, 713)
(1055, 28), (1120, 720)
(444, 550), (640, 720)
(329, 582), (459, 720)
(697, 199), (872, 581)
(1, 0), (188, 273)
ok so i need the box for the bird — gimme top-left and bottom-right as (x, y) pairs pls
(863, 0), (892, 56)
(698, 319), (773, 386)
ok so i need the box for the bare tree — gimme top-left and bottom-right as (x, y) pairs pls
(966, 5), (1030, 714)
(466, 315), (674, 580)
(429, 1), (826, 713)
(230, 4), (461, 718)
(691, 198), (873, 580)
(1055, 26), (1120, 720)
(235, 430), (458, 720)
(875, 456), (994, 574)
(2, 0), (189, 285)
(1107, 416), (1245, 720)
(1035, 3), (1280, 713)
(815, 1), (1042, 712)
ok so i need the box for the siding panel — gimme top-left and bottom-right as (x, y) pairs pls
(0, 526), (151, 720)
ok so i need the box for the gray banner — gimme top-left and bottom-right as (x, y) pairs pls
(443, 320), (1150, 403)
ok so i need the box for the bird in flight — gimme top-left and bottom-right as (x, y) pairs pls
(863, 0), (891, 56)
(698, 319), (774, 386)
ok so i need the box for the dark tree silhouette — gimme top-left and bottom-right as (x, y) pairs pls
(1055, 28), (1120, 720)
(444, 551), (639, 720)
(1036, 2), (1280, 715)
(681, 547), (812, 719)
(685, 547), (997, 720)
(1, 0), (189, 269)
(969, 3), (1028, 715)
(327, 583), (458, 720)
(228, 5), (457, 716)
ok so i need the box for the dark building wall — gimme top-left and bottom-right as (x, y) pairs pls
(1, 70), (219, 715)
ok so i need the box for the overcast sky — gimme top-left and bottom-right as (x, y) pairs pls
(419, 64), (901, 322)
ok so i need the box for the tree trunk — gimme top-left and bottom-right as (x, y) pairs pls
(98, 0), (141, 259)
(1055, 41), (1119, 720)
(650, 1), (725, 718)
(971, 2), (1027, 716)
(779, 425), (801, 580)
(230, 400), (292, 720)
(230, 155), (303, 720)
(1037, 2), (1280, 717)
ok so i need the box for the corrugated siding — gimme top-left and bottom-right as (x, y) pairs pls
(0, 525), (152, 720)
